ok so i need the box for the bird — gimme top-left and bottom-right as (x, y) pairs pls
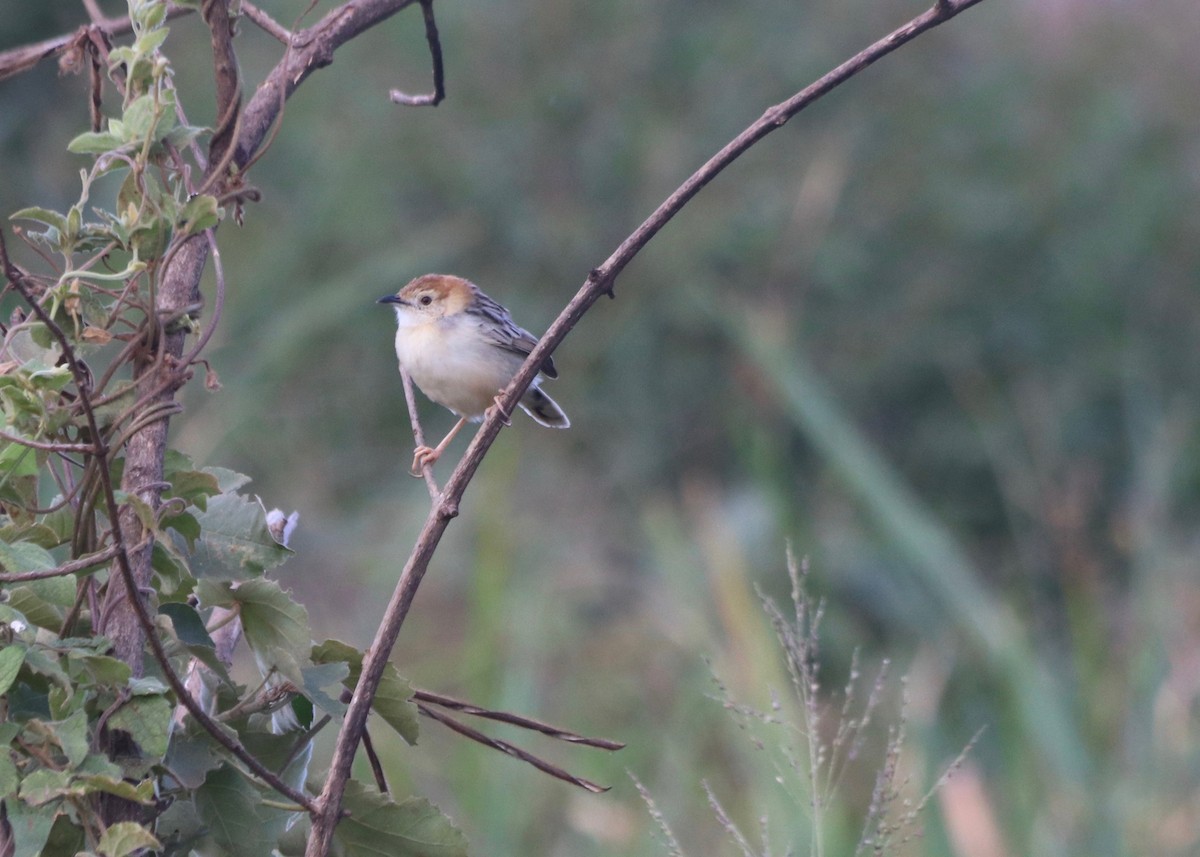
(378, 273), (569, 475)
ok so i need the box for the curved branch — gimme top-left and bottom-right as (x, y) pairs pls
(306, 0), (988, 851)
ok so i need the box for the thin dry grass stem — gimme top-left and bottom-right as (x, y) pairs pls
(630, 772), (686, 857)
(704, 780), (760, 857)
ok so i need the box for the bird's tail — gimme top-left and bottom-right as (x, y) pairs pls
(520, 385), (570, 429)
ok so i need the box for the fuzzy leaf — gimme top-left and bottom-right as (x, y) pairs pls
(179, 194), (220, 235)
(335, 781), (468, 857)
(0, 538), (57, 573)
(194, 765), (277, 857)
(9, 207), (69, 232)
(107, 694), (171, 758)
(96, 822), (160, 857)
(0, 643), (25, 695)
(199, 579), (309, 684)
(188, 490), (292, 580)
(312, 640), (419, 745)
(66, 130), (125, 154)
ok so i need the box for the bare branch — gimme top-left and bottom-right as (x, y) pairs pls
(400, 368), (439, 497)
(0, 5), (192, 83)
(413, 689), (625, 750)
(0, 427), (97, 454)
(389, 0), (445, 107)
(0, 543), (120, 584)
(417, 702), (610, 794)
(242, 2), (294, 44)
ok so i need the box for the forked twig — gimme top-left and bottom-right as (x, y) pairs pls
(417, 702), (610, 793)
(413, 688), (625, 750)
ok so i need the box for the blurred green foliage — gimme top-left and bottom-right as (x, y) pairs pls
(3, 0), (1198, 854)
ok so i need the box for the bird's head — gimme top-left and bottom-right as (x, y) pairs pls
(377, 274), (475, 322)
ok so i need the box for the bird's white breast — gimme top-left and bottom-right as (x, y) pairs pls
(393, 316), (525, 420)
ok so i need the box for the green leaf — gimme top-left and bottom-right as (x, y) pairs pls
(6, 579), (74, 629)
(41, 814), (85, 857)
(335, 781), (468, 857)
(9, 207), (69, 232)
(108, 694), (171, 758)
(51, 709), (90, 768)
(0, 752), (18, 796)
(20, 767), (77, 804)
(194, 765), (276, 857)
(299, 661), (349, 717)
(0, 643), (26, 695)
(66, 130), (126, 154)
(97, 821), (161, 857)
(201, 579), (309, 684)
(159, 601), (215, 648)
(179, 194), (221, 235)
(0, 538), (57, 573)
(312, 640), (419, 745)
(4, 800), (57, 857)
(164, 451), (221, 511)
(163, 731), (220, 789)
(77, 772), (155, 804)
(188, 490), (293, 580)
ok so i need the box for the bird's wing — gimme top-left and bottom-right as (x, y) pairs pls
(472, 292), (558, 378)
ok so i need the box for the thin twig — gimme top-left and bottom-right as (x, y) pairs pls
(400, 368), (439, 497)
(360, 728), (390, 794)
(389, 0), (445, 107)
(242, 1), (294, 44)
(413, 688), (625, 750)
(417, 702), (609, 793)
(0, 543), (121, 584)
(0, 427), (98, 454)
(310, 0), (989, 851)
(0, 5), (193, 83)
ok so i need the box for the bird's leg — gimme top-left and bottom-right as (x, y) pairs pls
(410, 417), (468, 477)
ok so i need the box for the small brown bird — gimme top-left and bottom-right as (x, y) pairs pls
(379, 274), (569, 475)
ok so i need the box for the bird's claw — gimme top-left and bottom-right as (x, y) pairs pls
(409, 445), (439, 477)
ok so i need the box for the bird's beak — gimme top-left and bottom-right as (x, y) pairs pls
(377, 294), (405, 306)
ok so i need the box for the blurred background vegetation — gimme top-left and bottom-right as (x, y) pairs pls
(3, 0), (1199, 854)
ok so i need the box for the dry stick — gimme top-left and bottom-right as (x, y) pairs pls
(0, 543), (120, 584)
(308, 0), (988, 850)
(389, 0), (445, 106)
(0, 4), (192, 82)
(417, 703), (609, 794)
(242, 1), (294, 44)
(0, 236), (316, 813)
(0, 427), (97, 454)
(413, 688), (625, 750)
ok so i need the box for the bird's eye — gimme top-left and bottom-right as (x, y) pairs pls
(419, 295), (433, 306)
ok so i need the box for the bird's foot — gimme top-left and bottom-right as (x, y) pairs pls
(409, 445), (440, 477)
